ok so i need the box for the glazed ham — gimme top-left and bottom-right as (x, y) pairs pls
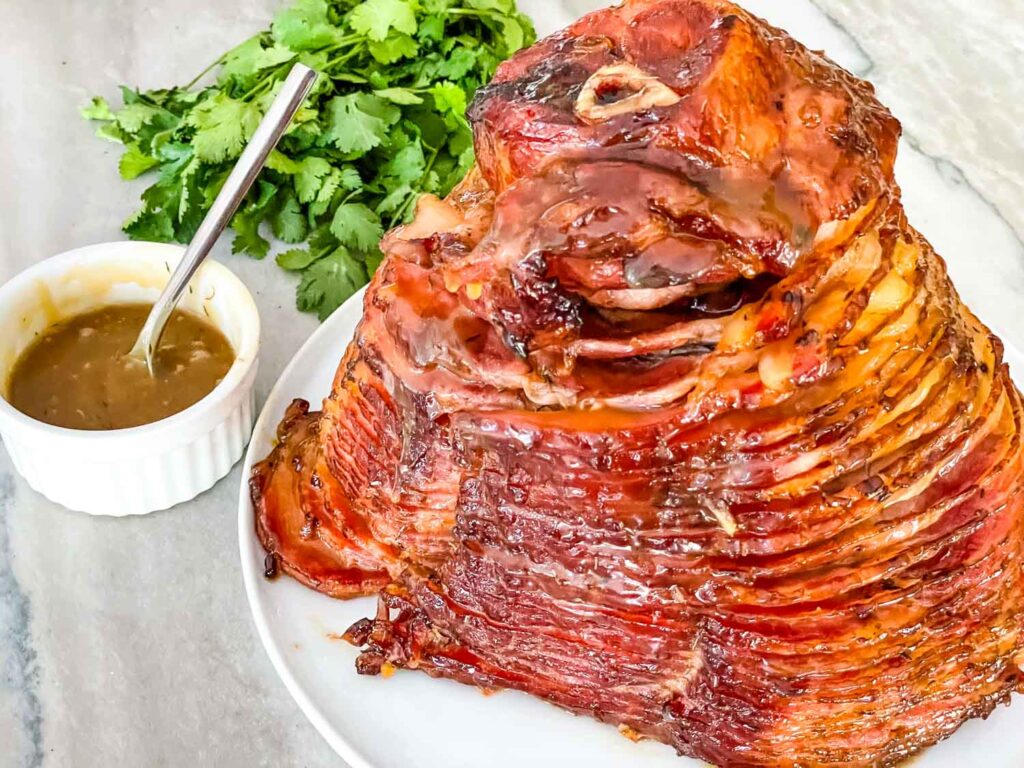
(250, 1), (1024, 765)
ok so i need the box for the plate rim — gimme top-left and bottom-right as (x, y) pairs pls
(237, 289), (1024, 768)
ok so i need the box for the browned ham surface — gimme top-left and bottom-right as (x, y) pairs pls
(250, 2), (1024, 765)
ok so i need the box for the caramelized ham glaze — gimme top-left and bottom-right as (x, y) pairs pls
(250, 1), (1024, 765)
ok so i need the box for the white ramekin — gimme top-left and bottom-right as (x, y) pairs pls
(0, 241), (260, 515)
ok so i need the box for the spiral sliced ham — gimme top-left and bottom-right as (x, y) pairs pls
(250, 1), (1024, 765)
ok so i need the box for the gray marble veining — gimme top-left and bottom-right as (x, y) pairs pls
(813, 0), (1024, 242)
(0, 1), (1021, 766)
(0, 474), (42, 767)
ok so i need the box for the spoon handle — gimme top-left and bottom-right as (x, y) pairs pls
(132, 63), (318, 370)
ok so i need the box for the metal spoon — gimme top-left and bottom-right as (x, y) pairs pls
(128, 63), (318, 374)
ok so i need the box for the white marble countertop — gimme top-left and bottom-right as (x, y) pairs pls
(0, 1), (1021, 766)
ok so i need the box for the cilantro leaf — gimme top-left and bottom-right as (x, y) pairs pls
(94, 122), (126, 144)
(175, 159), (205, 237)
(124, 207), (175, 241)
(322, 93), (400, 154)
(189, 93), (261, 162)
(437, 47), (477, 80)
(115, 102), (162, 133)
(330, 203), (383, 251)
(430, 81), (468, 116)
(294, 156), (333, 202)
(338, 166), (363, 190)
(272, 0), (341, 51)
(309, 167), (343, 217)
(418, 15), (445, 42)
(276, 247), (319, 270)
(308, 224), (338, 253)
(499, 16), (526, 52)
(121, 142), (202, 243)
(367, 33), (420, 64)
(231, 180), (278, 258)
(266, 149), (301, 174)
(348, 0), (418, 41)
(381, 143), (426, 184)
(80, 96), (114, 121)
(233, 218), (271, 258)
(220, 36), (296, 85)
(373, 87), (424, 105)
(272, 190), (309, 243)
(297, 247), (366, 320)
(118, 143), (159, 180)
(376, 183), (413, 215)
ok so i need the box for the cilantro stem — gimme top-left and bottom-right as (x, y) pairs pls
(184, 54), (226, 90)
(444, 8), (500, 19)
(324, 47), (363, 71)
(319, 35), (363, 54)
(389, 192), (419, 227)
(241, 78), (274, 101)
(240, 61), (294, 101)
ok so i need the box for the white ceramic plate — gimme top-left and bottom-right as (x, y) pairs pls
(239, 290), (1024, 768)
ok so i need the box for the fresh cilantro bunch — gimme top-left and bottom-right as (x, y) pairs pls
(82, 0), (535, 319)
